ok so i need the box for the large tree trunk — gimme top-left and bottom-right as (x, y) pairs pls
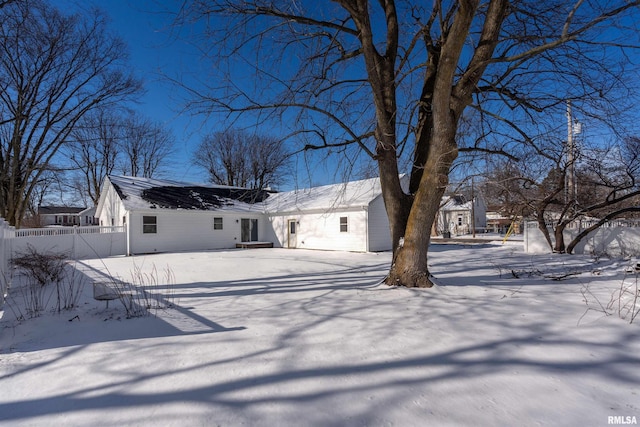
(378, 151), (412, 258)
(383, 0), (486, 287)
(386, 132), (458, 287)
(553, 222), (567, 253)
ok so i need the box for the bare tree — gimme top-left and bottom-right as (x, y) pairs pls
(483, 135), (640, 253)
(120, 113), (175, 178)
(67, 108), (122, 205)
(193, 128), (289, 189)
(0, 0), (141, 227)
(175, 0), (640, 287)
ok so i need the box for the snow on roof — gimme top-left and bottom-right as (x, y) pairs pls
(264, 176), (384, 213)
(107, 175), (394, 215)
(107, 175), (270, 213)
(440, 195), (472, 211)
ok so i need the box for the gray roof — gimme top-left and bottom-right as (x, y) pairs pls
(38, 206), (86, 215)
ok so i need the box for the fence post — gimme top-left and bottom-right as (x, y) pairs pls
(0, 218), (12, 304)
(73, 225), (78, 260)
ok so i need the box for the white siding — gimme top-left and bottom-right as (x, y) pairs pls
(98, 184), (126, 228)
(367, 196), (392, 251)
(473, 197), (487, 229)
(128, 210), (265, 254)
(40, 215), (57, 226)
(268, 209), (368, 252)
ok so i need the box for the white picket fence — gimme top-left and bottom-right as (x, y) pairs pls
(0, 218), (127, 300)
(524, 219), (640, 256)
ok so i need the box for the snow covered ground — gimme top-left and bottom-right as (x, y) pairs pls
(1, 243), (639, 426)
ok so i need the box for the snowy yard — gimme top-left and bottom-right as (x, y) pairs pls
(1, 244), (639, 426)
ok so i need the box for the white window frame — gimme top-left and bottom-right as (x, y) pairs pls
(143, 215), (157, 234)
(213, 217), (223, 230)
(340, 216), (348, 233)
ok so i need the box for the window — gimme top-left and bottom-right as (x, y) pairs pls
(143, 215), (157, 234)
(458, 215), (463, 226)
(340, 216), (348, 232)
(213, 217), (223, 230)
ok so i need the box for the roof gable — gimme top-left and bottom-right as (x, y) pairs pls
(440, 195), (471, 211)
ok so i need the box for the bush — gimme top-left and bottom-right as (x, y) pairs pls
(10, 246), (85, 316)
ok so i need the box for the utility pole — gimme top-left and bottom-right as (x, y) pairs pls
(566, 100), (577, 206)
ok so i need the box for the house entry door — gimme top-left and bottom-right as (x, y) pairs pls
(287, 219), (297, 248)
(241, 218), (259, 242)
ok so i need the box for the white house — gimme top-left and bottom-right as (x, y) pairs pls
(96, 175), (399, 255)
(96, 176), (269, 255)
(434, 194), (487, 236)
(38, 206), (98, 227)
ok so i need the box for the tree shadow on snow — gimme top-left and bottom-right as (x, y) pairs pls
(2, 247), (638, 425)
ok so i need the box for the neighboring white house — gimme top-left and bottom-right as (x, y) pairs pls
(38, 206), (98, 227)
(96, 175), (402, 255)
(434, 194), (487, 236)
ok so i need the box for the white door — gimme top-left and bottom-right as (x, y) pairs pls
(287, 219), (297, 248)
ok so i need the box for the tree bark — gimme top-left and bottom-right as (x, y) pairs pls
(385, 0), (488, 287)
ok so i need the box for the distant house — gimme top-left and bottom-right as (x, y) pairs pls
(433, 194), (487, 236)
(38, 206), (98, 227)
(96, 175), (400, 255)
(485, 205), (520, 234)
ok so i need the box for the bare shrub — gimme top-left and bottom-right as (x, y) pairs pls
(580, 264), (640, 325)
(608, 271), (640, 324)
(126, 263), (176, 316)
(94, 263), (176, 318)
(56, 264), (88, 312)
(9, 246), (86, 316)
(11, 246), (67, 287)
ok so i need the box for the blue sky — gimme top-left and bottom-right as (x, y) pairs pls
(51, 1), (640, 193)
(88, 0), (208, 183)
(51, 0), (352, 190)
